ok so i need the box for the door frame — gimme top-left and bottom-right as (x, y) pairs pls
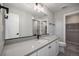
(0, 7), (5, 55)
(64, 10), (79, 44)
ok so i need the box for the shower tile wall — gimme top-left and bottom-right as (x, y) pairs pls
(65, 14), (79, 56)
(66, 23), (79, 43)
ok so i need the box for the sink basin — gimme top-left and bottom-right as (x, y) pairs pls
(43, 35), (57, 39)
(34, 39), (48, 44)
(37, 39), (48, 43)
(30, 39), (48, 50)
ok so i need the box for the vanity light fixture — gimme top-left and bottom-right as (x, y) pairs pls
(34, 3), (44, 13)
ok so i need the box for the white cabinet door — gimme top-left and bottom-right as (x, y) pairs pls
(55, 40), (59, 55)
(38, 45), (49, 56)
(49, 41), (56, 56)
(5, 13), (19, 39)
(49, 40), (59, 56)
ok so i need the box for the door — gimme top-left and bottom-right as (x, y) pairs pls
(5, 13), (19, 39)
(38, 45), (49, 56)
(0, 9), (4, 55)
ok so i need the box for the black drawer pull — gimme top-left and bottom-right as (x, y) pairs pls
(49, 46), (51, 48)
(16, 33), (19, 35)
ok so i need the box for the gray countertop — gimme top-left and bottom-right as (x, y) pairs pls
(3, 35), (58, 56)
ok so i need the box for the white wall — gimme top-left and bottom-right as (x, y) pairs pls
(66, 14), (79, 24)
(55, 6), (79, 42)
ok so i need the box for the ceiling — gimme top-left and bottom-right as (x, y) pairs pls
(43, 3), (79, 12)
(4, 3), (79, 18)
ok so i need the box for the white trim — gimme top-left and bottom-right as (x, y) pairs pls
(64, 10), (79, 16)
(64, 10), (79, 44)
(64, 14), (66, 43)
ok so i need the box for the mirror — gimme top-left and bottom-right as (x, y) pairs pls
(4, 3), (48, 40)
(5, 13), (33, 39)
(40, 21), (47, 35)
(33, 19), (47, 36)
(33, 20), (40, 36)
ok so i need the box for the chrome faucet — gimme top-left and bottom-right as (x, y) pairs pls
(37, 35), (40, 39)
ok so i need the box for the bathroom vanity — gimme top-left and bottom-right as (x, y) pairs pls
(3, 35), (59, 56)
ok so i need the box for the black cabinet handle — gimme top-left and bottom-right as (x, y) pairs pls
(49, 46), (51, 48)
(16, 33), (19, 35)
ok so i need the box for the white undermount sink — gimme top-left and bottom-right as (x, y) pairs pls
(30, 39), (48, 50)
(37, 39), (48, 43)
(34, 39), (48, 44)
